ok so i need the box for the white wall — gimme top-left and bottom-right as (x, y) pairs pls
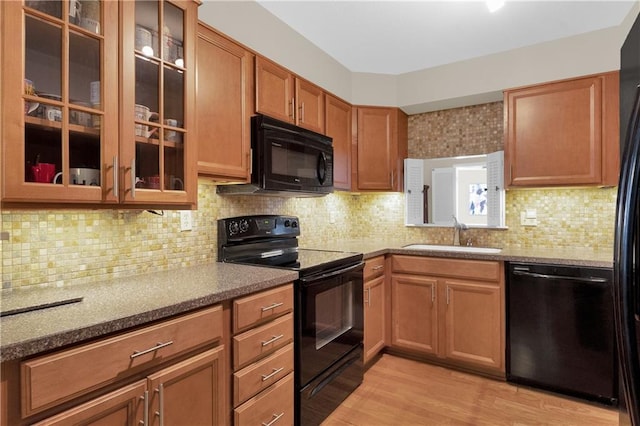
(198, 1), (640, 114)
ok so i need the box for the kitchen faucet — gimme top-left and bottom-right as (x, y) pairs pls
(452, 215), (468, 246)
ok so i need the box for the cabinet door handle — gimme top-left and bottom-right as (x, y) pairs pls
(261, 302), (284, 312)
(431, 284), (435, 303)
(112, 156), (119, 197)
(262, 412), (285, 426)
(289, 98), (296, 121)
(130, 159), (136, 199)
(248, 149), (252, 175)
(139, 390), (149, 426)
(446, 286), (451, 305)
(130, 341), (174, 359)
(261, 334), (284, 347)
(299, 102), (305, 122)
(261, 367), (284, 382)
(155, 383), (164, 426)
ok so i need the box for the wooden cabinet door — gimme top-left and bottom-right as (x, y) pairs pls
(391, 275), (438, 355)
(364, 274), (386, 363)
(353, 107), (407, 192)
(325, 94), (352, 190)
(255, 56), (294, 124)
(33, 381), (145, 426)
(295, 78), (324, 133)
(504, 71), (619, 187)
(147, 347), (225, 426)
(443, 280), (502, 370)
(197, 23), (253, 182)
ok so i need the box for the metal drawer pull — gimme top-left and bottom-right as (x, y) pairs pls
(262, 412), (285, 426)
(372, 265), (383, 271)
(261, 334), (284, 347)
(261, 302), (284, 312)
(155, 383), (165, 426)
(130, 341), (174, 359)
(139, 390), (149, 426)
(261, 367), (284, 381)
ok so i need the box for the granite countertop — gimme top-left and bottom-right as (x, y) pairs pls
(305, 239), (614, 269)
(0, 262), (298, 362)
(0, 241), (613, 363)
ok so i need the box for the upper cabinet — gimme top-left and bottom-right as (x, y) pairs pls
(1, 0), (198, 207)
(196, 22), (253, 182)
(255, 56), (324, 134)
(504, 71), (619, 188)
(352, 106), (408, 192)
(325, 94), (352, 190)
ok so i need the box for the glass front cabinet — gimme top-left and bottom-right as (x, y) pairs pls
(1, 0), (197, 207)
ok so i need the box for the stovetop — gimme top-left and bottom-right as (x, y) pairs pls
(217, 215), (363, 275)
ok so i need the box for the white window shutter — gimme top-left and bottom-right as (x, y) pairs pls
(432, 167), (455, 226)
(487, 150), (505, 227)
(404, 159), (424, 225)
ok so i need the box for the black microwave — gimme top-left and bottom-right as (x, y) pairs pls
(218, 114), (333, 197)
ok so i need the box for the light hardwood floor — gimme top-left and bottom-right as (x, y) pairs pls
(322, 354), (618, 426)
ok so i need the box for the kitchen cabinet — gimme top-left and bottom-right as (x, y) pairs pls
(255, 56), (325, 134)
(504, 71), (619, 187)
(352, 106), (408, 192)
(390, 255), (504, 375)
(196, 22), (253, 182)
(2, 305), (225, 425)
(1, 0), (198, 207)
(325, 93), (352, 190)
(363, 255), (386, 364)
(232, 284), (294, 425)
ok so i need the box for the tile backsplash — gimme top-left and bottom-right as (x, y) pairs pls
(1, 101), (617, 288)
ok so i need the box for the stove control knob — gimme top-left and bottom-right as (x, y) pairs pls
(291, 220), (298, 228)
(228, 221), (239, 235)
(239, 219), (249, 233)
(284, 219), (291, 227)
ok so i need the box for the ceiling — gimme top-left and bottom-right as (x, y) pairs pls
(255, 0), (637, 75)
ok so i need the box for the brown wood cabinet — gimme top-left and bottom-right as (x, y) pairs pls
(255, 56), (325, 133)
(2, 305), (226, 425)
(363, 256), (386, 364)
(352, 106), (408, 192)
(390, 255), (505, 376)
(196, 22), (253, 182)
(325, 94), (352, 190)
(504, 71), (619, 187)
(232, 284), (295, 424)
(1, 0), (198, 207)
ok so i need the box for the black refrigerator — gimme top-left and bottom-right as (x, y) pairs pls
(614, 8), (640, 426)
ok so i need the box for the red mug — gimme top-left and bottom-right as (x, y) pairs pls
(31, 163), (56, 183)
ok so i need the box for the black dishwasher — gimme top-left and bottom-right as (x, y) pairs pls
(506, 262), (617, 405)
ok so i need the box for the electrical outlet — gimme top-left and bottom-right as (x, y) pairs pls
(180, 211), (192, 231)
(520, 211), (538, 227)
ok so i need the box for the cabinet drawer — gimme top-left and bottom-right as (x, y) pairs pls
(391, 255), (501, 282)
(233, 313), (293, 370)
(234, 372), (294, 426)
(233, 284), (293, 333)
(364, 256), (385, 281)
(234, 343), (294, 406)
(21, 305), (223, 417)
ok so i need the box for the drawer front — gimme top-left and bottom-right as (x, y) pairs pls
(233, 284), (293, 333)
(364, 256), (385, 281)
(234, 343), (294, 406)
(391, 255), (501, 281)
(234, 372), (294, 426)
(233, 313), (293, 370)
(21, 305), (223, 417)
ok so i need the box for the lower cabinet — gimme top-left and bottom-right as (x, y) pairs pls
(363, 256), (386, 364)
(232, 284), (295, 425)
(390, 255), (505, 375)
(34, 347), (225, 425)
(2, 305), (226, 425)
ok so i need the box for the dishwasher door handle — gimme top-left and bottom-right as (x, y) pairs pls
(512, 269), (608, 283)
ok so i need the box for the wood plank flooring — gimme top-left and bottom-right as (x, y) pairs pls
(322, 354), (618, 426)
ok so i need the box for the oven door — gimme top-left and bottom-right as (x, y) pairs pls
(297, 261), (364, 387)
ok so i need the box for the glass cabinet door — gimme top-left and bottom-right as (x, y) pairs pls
(121, 0), (195, 205)
(2, 0), (118, 203)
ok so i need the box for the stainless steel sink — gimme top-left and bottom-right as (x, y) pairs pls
(402, 244), (502, 254)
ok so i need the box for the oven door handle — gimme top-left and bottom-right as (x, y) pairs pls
(299, 262), (364, 286)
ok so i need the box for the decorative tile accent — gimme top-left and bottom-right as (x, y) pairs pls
(1, 101), (617, 288)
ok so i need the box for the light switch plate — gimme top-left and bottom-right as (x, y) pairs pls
(180, 211), (193, 231)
